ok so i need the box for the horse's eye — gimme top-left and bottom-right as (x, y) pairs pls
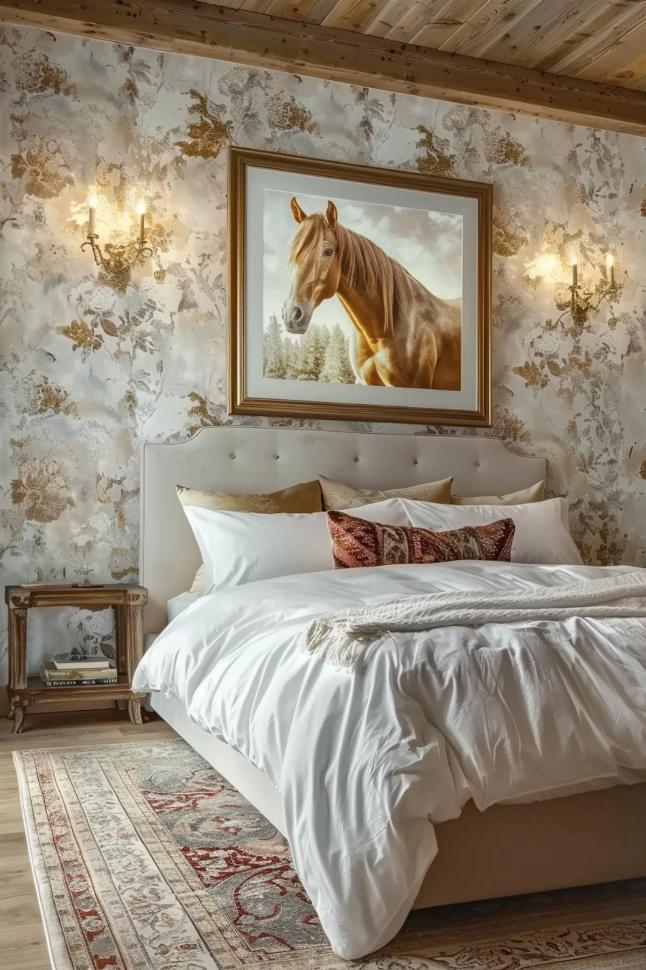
(323, 248), (334, 257)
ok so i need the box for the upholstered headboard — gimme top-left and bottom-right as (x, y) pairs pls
(140, 427), (546, 634)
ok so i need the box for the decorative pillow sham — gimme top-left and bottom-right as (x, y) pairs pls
(319, 474), (453, 510)
(177, 480), (322, 513)
(452, 481), (545, 505)
(402, 497), (582, 565)
(327, 509), (515, 569)
(183, 498), (411, 593)
(177, 480), (323, 592)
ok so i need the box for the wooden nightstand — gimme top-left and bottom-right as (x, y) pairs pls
(6, 584), (148, 733)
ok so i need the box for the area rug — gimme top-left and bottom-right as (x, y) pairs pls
(14, 738), (646, 970)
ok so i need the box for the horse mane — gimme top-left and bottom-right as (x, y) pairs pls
(289, 213), (417, 334)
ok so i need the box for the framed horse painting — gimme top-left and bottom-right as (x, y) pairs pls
(228, 147), (492, 426)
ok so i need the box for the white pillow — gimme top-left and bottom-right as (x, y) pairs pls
(402, 497), (582, 566)
(183, 498), (410, 592)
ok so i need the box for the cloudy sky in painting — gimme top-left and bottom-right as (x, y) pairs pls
(262, 188), (462, 336)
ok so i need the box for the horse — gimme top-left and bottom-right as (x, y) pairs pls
(281, 197), (461, 390)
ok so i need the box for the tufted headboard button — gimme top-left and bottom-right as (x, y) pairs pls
(230, 453), (236, 460)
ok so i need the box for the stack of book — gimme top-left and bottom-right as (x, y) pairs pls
(41, 654), (117, 687)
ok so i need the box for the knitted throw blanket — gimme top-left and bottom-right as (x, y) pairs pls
(304, 570), (646, 669)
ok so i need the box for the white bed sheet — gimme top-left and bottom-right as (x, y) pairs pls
(134, 560), (646, 959)
(166, 591), (200, 622)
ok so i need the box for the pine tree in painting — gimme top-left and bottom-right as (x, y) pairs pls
(320, 324), (355, 383)
(298, 322), (328, 381)
(283, 337), (300, 379)
(264, 314), (286, 378)
(263, 319), (355, 384)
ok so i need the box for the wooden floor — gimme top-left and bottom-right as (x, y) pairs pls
(0, 708), (175, 970)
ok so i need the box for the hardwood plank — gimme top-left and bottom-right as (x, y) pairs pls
(428, 0), (513, 52)
(452, 0), (544, 57)
(306, 0), (344, 19)
(384, 0), (449, 43)
(265, 0), (323, 16)
(321, 0), (380, 30)
(362, 0), (423, 37)
(409, 0), (491, 48)
(547, 1), (646, 75)
(531, 0), (627, 73)
(238, 0), (277, 12)
(574, 18), (646, 84)
(482, 0), (610, 69)
(623, 52), (646, 92)
(1, 0), (645, 134)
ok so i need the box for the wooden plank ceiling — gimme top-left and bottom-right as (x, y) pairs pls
(1, 0), (646, 135)
(205, 0), (646, 92)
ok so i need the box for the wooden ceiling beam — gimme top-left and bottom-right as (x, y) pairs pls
(1, 0), (645, 136)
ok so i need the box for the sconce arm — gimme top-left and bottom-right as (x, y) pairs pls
(81, 235), (105, 268)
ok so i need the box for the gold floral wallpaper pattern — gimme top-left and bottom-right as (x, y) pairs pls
(0, 25), (645, 678)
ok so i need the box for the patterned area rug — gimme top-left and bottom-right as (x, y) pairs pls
(14, 738), (646, 970)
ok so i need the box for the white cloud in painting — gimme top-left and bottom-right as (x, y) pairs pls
(262, 188), (462, 337)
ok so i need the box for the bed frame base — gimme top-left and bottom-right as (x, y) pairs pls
(151, 692), (646, 909)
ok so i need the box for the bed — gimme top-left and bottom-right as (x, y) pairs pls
(137, 426), (646, 957)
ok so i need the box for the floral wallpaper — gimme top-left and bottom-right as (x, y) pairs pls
(0, 24), (645, 680)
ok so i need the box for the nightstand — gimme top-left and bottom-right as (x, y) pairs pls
(5, 584), (148, 733)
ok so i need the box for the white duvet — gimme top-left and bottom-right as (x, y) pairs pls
(133, 560), (646, 959)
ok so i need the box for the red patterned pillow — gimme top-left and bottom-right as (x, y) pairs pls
(327, 510), (515, 569)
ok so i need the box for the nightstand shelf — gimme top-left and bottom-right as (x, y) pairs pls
(6, 584), (148, 733)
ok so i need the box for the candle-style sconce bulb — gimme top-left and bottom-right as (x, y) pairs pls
(569, 249), (578, 288)
(88, 194), (98, 236)
(605, 253), (615, 286)
(136, 199), (146, 245)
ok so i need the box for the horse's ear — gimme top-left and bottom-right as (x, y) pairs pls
(326, 201), (338, 228)
(290, 197), (307, 223)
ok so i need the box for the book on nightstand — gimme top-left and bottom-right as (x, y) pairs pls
(51, 653), (112, 670)
(41, 659), (118, 687)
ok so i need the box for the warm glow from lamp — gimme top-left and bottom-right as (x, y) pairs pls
(135, 199), (146, 215)
(605, 253), (614, 270)
(533, 253), (559, 279)
(88, 194), (98, 209)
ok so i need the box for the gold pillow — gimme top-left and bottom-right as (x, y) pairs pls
(319, 474), (453, 511)
(178, 480), (322, 592)
(452, 481), (545, 505)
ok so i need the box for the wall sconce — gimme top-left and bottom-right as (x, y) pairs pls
(555, 249), (623, 328)
(81, 195), (153, 288)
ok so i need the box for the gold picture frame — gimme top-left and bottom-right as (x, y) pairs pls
(228, 147), (492, 426)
